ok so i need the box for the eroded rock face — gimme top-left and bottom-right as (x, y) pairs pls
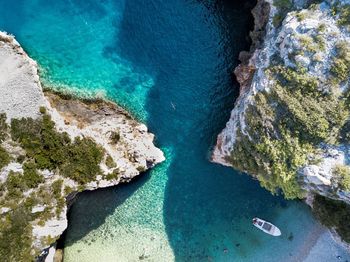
(45, 92), (165, 187)
(212, 0), (273, 166)
(300, 146), (350, 205)
(213, 0), (350, 202)
(0, 31), (164, 260)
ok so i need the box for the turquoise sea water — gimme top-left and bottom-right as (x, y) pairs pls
(1, 0), (350, 261)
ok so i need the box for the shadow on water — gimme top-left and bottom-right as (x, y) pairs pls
(115, 0), (288, 260)
(61, 170), (152, 248)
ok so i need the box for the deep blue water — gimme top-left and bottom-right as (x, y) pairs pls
(1, 0), (350, 261)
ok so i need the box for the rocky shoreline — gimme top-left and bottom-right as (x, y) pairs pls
(0, 31), (164, 261)
(213, 0), (350, 247)
(212, 0), (272, 166)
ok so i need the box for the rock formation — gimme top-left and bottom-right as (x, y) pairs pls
(0, 31), (164, 261)
(213, 0), (350, 243)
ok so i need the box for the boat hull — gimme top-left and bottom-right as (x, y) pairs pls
(252, 218), (281, 236)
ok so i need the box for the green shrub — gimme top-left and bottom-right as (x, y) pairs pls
(317, 23), (326, 32)
(52, 179), (63, 197)
(299, 34), (321, 53)
(271, 66), (319, 95)
(228, 127), (309, 199)
(337, 4), (350, 27)
(105, 169), (120, 181)
(11, 114), (104, 184)
(0, 113), (7, 142)
(274, 0), (292, 10)
(333, 165), (350, 191)
(330, 41), (350, 83)
(23, 162), (44, 188)
(270, 66), (348, 144)
(11, 115), (70, 170)
(229, 62), (350, 199)
(314, 35), (325, 51)
(273, 14), (284, 27)
(313, 195), (350, 243)
(272, 0), (293, 27)
(60, 137), (104, 184)
(0, 111), (106, 261)
(0, 207), (34, 261)
(109, 131), (120, 144)
(64, 186), (74, 195)
(339, 120), (350, 142)
(5, 171), (26, 199)
(16, 155), (25, 163)
(0, 146), (10, 170)
(105, 155), (116, 168)
(296, 11), (307, 21)
(39, 106), (46, 114)
(55, 197), (65, 217)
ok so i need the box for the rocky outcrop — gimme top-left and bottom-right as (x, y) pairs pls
(212, 0), (273, 166)
(213, 0), (350, 202)
(300, 146), (350, 205)
(45, 91), (164, 186)
(0, 31), (164, 260)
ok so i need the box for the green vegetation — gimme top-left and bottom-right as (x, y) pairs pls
(0, 207), (34, 261)
(296, 11), (307, 21)
(11, 114), (104, 184)
(5, 171), (26, 200)
(271, 66), (348, 144)
(273, 0), (293, 27)
(336, 4), (350, 27)
(109, 131), (120, 144)
(105, 155), (116, 168)
(0, 146), (10, 170)
(137, 166), (146, 172)
(52, 179), (63, 197)
(0, 109), (108, 261)
(330, 41), (350, 84)
(23, 162), (44, 189)
(333, 165), (350, 191)
(60, 137), (104, 184)
(317, 23), (326, 33)
(0, 113), (7, 142)
(229, 61), (349, 199)
(39, 106), (46, 114)
(298, 34), (325, 54)
(0, 114), (10, 170)
(64, 185), (74, 195)
(105, 169), (120, 181)
(313, 195), (350, 243)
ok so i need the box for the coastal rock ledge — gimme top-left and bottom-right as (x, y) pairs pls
(213, 0), (350, 244)
(0, 31), (164, 261)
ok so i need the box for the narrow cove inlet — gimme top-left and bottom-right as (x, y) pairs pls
(1, 0), (350, 261)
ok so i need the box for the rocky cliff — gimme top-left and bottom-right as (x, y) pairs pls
(213, 0), (350, 242)
(0, 32), (164, 261)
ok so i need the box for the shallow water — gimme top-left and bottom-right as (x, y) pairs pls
(1, 0), (349, 261)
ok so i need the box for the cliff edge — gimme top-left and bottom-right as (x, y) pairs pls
(0, 32), (165, 261)
(213, 0), (350, 243)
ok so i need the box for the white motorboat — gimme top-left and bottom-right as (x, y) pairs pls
(252, 217), (281, 236)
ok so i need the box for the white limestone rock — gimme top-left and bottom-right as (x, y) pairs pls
(300, 146), (350, 204)
(0, 207), (10, 214)
(31, 205), (46, 214)
(213, 0), (350, 205)
(0, 31), (165, 258)
(0, 162), (23, 183)
(0, 32), (46, 121)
